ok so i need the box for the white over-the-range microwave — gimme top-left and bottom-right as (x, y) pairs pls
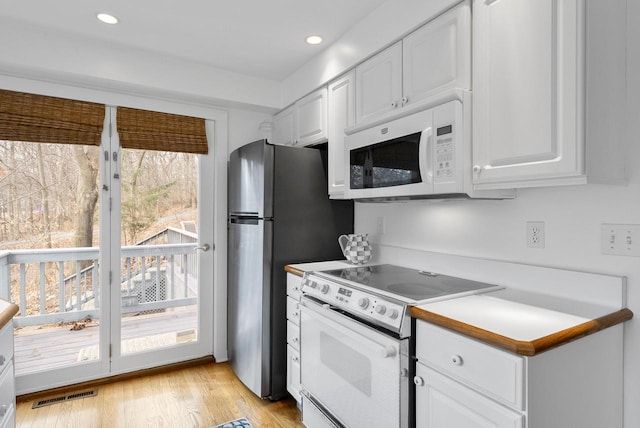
(344, 97), (514, 201)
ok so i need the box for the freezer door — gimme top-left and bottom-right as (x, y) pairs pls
(228, 140), (273, 218)
(227, 217), (273, 398)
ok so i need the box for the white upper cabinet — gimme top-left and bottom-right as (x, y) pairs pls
(354, 1), (470, 129)
(472, 0), (626, 188)
(403, 2), (470, 106)
(273, 87), (328, 147)
(327, 71), (355, 199)
(355, 41), (403, 124)
(296, 87), (328, 147)
(272, 104), (296, 146)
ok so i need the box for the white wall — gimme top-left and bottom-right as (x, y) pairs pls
(351, 2), (640, 427)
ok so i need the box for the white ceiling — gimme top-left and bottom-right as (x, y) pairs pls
(0, 0), (388, 81)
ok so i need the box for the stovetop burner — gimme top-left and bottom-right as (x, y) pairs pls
(318, 264), (498, 302)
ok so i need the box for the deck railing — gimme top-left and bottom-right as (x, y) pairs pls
(0, 228), (199, 328)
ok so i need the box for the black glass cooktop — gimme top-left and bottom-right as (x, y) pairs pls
(318, 264), (499, 302)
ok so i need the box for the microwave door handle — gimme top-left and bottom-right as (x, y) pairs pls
(419, 127), (433, 184)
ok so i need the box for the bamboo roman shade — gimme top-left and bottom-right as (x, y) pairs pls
(0, 89), (105, 146)
(116, 107), (208, 155)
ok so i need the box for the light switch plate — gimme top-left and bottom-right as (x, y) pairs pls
(601, 224), (640, 256)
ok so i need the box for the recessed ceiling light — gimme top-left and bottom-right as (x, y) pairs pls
(306, 35), (323, 45)
(97, 13), (118, 25)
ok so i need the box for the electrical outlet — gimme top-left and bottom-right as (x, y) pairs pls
(376, 216), (385, 235)
(601, 224), (640, 256)
(527, 221), (545, 248)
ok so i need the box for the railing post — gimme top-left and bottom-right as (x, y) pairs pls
(93, 261), (100, 308)
(39, 262), (46, 315)
(0, 252), (10, 301)
(75, 260), (82, 310)
(59, 261), (65, 312)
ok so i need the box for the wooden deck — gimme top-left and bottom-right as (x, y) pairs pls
(13, 306), (198, 376)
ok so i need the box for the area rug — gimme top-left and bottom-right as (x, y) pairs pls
(213, 417), (253, 428)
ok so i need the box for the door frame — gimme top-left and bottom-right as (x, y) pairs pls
(12, 79), (229, 394)
(107, 111), (216, 374)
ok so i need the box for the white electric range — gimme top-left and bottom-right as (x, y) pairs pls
(299, 264), (502, 428)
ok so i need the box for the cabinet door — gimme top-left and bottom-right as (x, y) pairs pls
(327, 71), (355, 198)
(296, 87), (328, 146)
(472, 0), (583, 188)
(286, 345), (301, 403)
(403, 1), (470, 106)
(355, 42), (403, 124)
(415, 363), (524, 428)
(273, 105), (296, 146)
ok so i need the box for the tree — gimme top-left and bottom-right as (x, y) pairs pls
(72, 145), (99, 249)
(36, 144), (52, 248)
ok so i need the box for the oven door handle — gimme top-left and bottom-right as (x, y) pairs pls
(299, 299), (398, 359)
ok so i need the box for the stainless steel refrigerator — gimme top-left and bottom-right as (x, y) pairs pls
(227, 139), (353, 400)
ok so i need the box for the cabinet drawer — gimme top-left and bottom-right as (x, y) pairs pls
(286, 345), (301, 403)
(286, 273), (302, 300)
(0, 325), (13, 373)
(286, 297), (301, 326)
(416, 321), (525, 410)
(0, 360), (14, 426)
(287, 320), (300, 351)
(0, 405), (14, 428)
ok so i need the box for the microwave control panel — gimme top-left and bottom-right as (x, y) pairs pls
(435, 124), (455, 182)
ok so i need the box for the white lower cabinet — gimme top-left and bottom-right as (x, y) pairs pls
(414, 320), (624, 428)
(415, 364), (523, 428)
(286, 273), (303, 403)
(0, 322), (15, 428)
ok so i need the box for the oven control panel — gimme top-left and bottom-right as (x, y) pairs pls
(302, 274), (407, 334)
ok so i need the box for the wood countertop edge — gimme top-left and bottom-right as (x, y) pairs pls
(0, 299), (19, 330)
(284, 265), (305, 277)
(409, 306), (634, 356)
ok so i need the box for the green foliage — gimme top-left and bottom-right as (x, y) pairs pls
(121, 181), (176, 244)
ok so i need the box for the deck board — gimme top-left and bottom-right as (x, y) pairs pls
(13, 306), (198, 375)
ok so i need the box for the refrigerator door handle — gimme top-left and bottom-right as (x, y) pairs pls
(230, 217), (261, 225)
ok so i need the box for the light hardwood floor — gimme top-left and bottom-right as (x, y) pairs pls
(16, 362), (304, 428)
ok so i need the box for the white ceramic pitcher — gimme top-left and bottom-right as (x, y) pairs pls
(338, 234), (372, 264)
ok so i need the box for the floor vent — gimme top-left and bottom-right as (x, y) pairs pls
(32, 389), (98, 409)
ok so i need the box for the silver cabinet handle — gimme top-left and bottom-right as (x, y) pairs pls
(473, 165), (482, 176)
(414, 376), (425, 386)
(390, 101), (398, 108)
(401, 96), (409, 105)
(451, 354), (464, 366)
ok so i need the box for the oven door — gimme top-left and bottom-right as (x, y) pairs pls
(300, 296), (408, 428)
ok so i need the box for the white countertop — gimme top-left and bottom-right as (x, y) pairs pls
(286, 260), (364, 274)
(414, 293), (591, 342)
